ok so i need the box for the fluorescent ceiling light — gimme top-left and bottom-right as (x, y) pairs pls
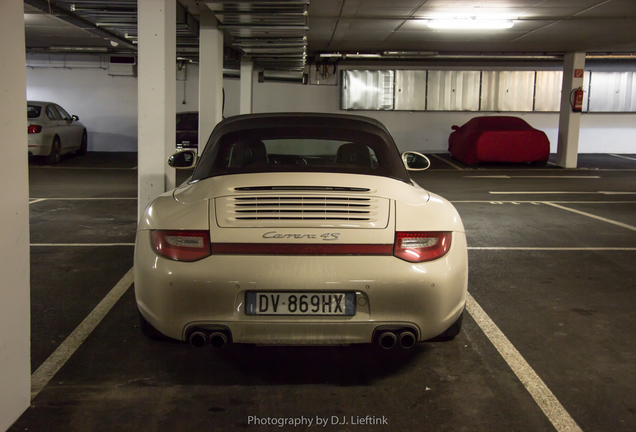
(427, 19), (514, 30)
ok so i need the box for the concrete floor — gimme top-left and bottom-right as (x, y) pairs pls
(10, 152), (636, 431)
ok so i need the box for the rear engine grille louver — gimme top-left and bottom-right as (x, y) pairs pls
(233, 196), (372, 221)
(215, 195), (390, 228)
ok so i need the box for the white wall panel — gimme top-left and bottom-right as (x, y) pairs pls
(395, 70), (426, 111)
(589, 71), (636, 112)
(427, 70), (480, 111)
(481, 71), (535, 112)
(341, 70), (395, 110)
(534, 71), (562, 112)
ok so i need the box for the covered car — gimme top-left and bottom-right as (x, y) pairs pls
(27, 101), (87, 164)
(448, 116), (550, 165)
(134, 113), (468, 349)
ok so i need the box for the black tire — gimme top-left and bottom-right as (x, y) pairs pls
(77, 130), (88, 155)
(138, 310), (167, 340)
(531, 160), (548, 167)
(429, 311), (464, 341)
(45, 136), (61, 165)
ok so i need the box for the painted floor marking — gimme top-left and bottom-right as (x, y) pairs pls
(489, 191), (636, 195)
(465, 175), (510, 178)
(31, 267), (134, 400)
(543, 202), (636, 232)
(467, 175), (600, 179)
(29, 197), (136, 201)
(30, 166), (137, 170)
(452, 200), (636, 204)
(469, 247), (636, 251)
(431, 153), (464, 170)
(31, 243), (135, 247)
(608, 154), (636, 162)
(466, 293), (584, 432)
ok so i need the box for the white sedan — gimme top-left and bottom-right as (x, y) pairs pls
(27, 101), (87, 164)
(134, 113), (468, 349)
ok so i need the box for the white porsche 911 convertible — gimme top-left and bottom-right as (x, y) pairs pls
(134, 113), (468, 349)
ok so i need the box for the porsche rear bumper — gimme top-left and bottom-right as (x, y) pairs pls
(134, 231), (468, 344)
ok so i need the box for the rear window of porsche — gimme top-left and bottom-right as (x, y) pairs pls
(192, 126), (406, 182)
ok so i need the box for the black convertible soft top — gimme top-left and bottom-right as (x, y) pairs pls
(191, 113), (411, 183)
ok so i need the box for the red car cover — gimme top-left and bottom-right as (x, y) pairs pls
(448, 116), (550, 165)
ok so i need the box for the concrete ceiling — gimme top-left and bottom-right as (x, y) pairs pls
(23, 0), (636, 70)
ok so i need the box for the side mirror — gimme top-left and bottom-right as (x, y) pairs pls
(168, 149), (198, 169)
(72, 115), (79, 121)
(451, 125), (459, 131)
(401, 151), (431, 171)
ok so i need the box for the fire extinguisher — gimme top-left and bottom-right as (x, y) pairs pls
(570, 87), (584, 112)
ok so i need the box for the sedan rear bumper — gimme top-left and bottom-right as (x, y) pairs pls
(134, 231), (468, 344)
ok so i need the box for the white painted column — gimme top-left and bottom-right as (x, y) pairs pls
(198, 6), (224, 154)
(240, 56), (254, 114)
(137, 0), (176, 220)
(556, 52), (586, 168)
(0, 1), (31, 429)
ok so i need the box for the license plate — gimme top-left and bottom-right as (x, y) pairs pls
(245, 292), (356, 316)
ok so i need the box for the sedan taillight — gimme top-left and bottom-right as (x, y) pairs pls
(394, 232), (452, 263)
(151, 230), (211, 262)
(28, 125), (42, 134)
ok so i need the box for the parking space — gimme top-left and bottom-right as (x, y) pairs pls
(11, 152), (636, 431)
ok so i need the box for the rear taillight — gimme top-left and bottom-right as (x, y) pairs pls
(151, 230), (211, 261)
(28, 125), (42, 134)
(394, 232), (452, 263)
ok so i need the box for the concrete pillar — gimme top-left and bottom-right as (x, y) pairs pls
(240, 56), (254, 114)
(556, 52), (586, 168)
(198, 6), (224, 154)
(137, 0), (176, 220)
(0, 1), (31, 429)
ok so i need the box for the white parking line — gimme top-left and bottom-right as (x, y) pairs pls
(466, 293), (583, 432)
(29, 197), (136, 201)
(452, 200), (636, 204)
(469, 247), (636, 251)
(465, 175), (510, 178)
(489, 191), (636, 195)
(30, 166), (136, 170)
(543, 202), (636, 232)
(31, 267), (134, 400)
(608, 154), (636, 162)
(431, 154), (464, 170)
(464, 175), (601, 179)
(31, 243), (135, 247)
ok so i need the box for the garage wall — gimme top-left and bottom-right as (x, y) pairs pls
(26, 67), (138, 152)
(26, 63), (240, 152)
(250, 79), (636, 154)
(26, 62), (636, 154)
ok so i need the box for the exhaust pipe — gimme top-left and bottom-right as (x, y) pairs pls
(398, 331), (416, 349)
(209, 332), (228, 348)
(189, 331), (207, 348)
(378, 331), (397, 349)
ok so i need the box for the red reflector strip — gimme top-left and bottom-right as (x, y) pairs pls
(212, 243), (393, 256)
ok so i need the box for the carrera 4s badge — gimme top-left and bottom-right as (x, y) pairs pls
(262, 231), (341, 241)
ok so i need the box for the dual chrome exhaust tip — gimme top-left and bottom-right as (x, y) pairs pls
(188, 330), (229, 348)
(377, 330), (417, 349)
